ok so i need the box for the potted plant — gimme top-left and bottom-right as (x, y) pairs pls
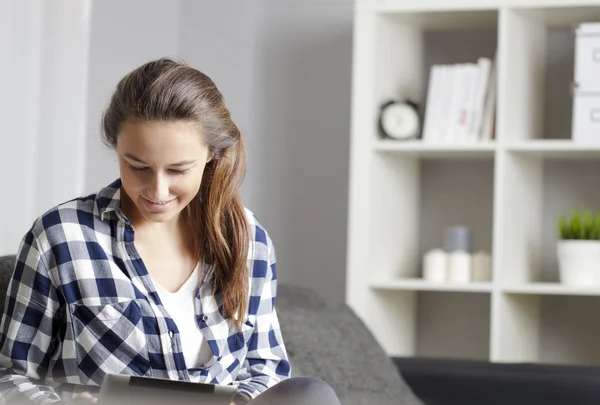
(557, 209), (600, 287)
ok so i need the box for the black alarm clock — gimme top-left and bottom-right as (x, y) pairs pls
(378, 100), (420, 140)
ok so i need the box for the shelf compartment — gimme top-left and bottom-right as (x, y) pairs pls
(419, 159), (495, 272)
(369, 156), (495, 281)
(416, 292), (491, 361)
(497, 153), (600, 285)
(361, 289), (491, 360)
(498, 4), (600, 142)
(371, 7), (498, 142)
(495, 293), (600, 366)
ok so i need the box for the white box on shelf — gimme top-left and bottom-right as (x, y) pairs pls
(571, 90), (600, 143)
(574, 23), (600, 89)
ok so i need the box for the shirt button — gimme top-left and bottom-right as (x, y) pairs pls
(202, 315), (209, 322)
(169, 330), (174, 339)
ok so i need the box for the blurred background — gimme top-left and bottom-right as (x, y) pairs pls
(0, 0), (352, 303)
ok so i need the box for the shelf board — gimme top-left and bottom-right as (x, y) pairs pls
(373, 140), (496, 158)
(503, 283), (600, 296)
(371, 279), (493, 293)
(505, 140), (600, 158)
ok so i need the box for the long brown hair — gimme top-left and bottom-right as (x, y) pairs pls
(101, 58), (250, 328)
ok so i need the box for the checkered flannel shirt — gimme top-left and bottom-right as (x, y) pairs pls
(0, 179), (290, 404)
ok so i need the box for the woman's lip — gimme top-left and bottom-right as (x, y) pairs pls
(141, 196), (176, 212)
(142, 196), (175, 205)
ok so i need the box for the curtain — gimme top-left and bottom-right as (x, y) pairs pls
(0, 0), (91, 254)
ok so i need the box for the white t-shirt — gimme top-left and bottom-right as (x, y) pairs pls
(152, 264), (213, 368)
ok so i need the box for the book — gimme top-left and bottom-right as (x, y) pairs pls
(469, 57), (492, 141)
(480, 57), (497, 141)
(421, 56), (496, 144)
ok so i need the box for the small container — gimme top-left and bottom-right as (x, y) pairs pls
(447, 251), (471, 283)
(423, 249), (447, 282)
(445, 226), (471, 253)
(472, 251), (492, 282)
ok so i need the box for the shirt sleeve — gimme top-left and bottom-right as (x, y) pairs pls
(234, 236), (291, 400)
(0, 230), (65, 404)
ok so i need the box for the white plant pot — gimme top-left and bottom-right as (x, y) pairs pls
(557, 240), (600, 287)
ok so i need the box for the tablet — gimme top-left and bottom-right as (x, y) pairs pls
(97, 374), (238, 405)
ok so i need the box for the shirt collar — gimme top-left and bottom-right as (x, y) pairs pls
(95, 178), (124, 222)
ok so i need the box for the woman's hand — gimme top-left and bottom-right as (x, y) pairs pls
(230, 392), (250, 405)
(71, 392), (98, 404)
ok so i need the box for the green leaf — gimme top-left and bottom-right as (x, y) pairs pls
(583, 210), (593, 239)
(558, 214), (570, 240)
(571, 210), (581, 240)
(594, 214), (600, 240)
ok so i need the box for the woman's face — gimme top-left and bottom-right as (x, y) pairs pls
(116, 120), (211, 224)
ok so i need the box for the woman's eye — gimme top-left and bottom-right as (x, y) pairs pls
(128, 164), (148, 172)
(126, 163), (188, 175)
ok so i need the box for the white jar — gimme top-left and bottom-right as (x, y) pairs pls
(423, 249), (447, 282)
(472, 251), (492, 282)
(447, 251), (471, 283)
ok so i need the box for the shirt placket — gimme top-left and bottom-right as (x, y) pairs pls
(113, 213), (189, 382)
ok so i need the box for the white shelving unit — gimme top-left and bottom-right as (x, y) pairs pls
(347, 0), (600, 366)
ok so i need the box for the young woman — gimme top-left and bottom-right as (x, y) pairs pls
(0, 58), (340, 405)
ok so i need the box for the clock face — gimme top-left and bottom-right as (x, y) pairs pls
(381, 103), (419, 139)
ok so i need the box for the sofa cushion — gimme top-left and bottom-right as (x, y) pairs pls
(277, 284), (423, 405)
(0, 256), (15, 315)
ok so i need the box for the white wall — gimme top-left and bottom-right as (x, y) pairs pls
(250, 0), (353, 302)
(84, 0), (181, 194)
(177, 0), (256, 205)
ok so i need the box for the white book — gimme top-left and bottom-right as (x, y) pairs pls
(455, 64), (479, 143)
(469, 57), (492, 141)
(436, 65), (453, 143)
(422, 65), (443, 142)
(445, 64), (468, 143)
(480, 58), (497, 141)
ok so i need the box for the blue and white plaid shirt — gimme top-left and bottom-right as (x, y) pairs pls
(0, 179), (290, 404)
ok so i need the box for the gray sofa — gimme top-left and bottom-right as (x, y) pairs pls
(0, 255), (422, 405)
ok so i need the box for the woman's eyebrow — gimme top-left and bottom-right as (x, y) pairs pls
(123, 153), (196, 166)
(124, 153), (146, 164)
(170, 160), (197, 167)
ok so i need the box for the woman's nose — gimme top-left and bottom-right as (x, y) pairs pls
(148, 173), (170, 201)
